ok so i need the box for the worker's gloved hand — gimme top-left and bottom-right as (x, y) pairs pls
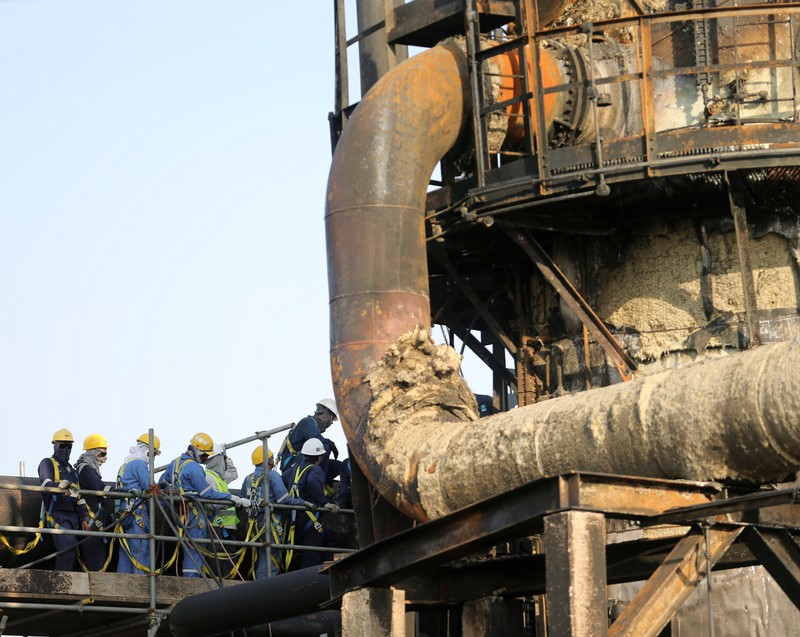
(325, 503), (341, 514)
(231, 496), (252, 508)
(57, 479), (70, 490)
(329, 441), (339, 460)
(146, 484), (162, 496)
(81, 520), (90, 531)
(130, 488), (143, 498)
(303, 501), (316, 511)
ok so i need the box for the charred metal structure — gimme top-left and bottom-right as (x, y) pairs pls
(323, 0), (800, 635)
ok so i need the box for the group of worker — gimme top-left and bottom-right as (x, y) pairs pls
(37, 398), (348, 579)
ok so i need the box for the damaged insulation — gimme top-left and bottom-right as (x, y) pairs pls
(364, 328), (800, 521)
(592, 222), (800, 360)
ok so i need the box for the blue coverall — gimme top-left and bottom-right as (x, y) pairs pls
(38, 454), (88, 571)
(283, 460), (335, 570)
(116, 457), (152, 574)
(241, 466), (304, 578)
(160, 453), (233, 577)
(76, 460), (109, 571)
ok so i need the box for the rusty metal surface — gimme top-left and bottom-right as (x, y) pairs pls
(609, 525), (743, 637)
(651, 486), (800, 527)
(572, 476), (722, 518)
(544, 511), (609, 637)
(390, 0), (516, 48)
(396, 532), (763, 606)
(501, 227), (637, 382)
(325, 473), (724, 598)
(727, 171), (762, 348)
(326, 44), (470, 518)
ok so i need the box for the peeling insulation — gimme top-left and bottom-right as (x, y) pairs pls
(593, 223), (800, 360)
(365, 328), (800, 521)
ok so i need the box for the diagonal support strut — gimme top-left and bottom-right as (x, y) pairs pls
(501, 226), (637, 381)
(609, 525), (743, 637)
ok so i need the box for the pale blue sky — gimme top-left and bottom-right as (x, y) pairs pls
(0, 1), (489, 487)
(0, 1), (347, 484)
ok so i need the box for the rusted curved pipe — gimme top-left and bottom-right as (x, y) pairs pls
(325, 44), (800, 522)
(326, 44), (469, 519)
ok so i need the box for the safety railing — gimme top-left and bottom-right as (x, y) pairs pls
(465, 2), (800, 210)
(0, 425), (355, 636)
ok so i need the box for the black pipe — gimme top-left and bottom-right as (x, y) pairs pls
(222, 611), (341, 637)
(169, 567), (330, 637)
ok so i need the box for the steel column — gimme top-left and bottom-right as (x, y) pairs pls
(341, 587), (407, 637)
(544, 511), (608, 637)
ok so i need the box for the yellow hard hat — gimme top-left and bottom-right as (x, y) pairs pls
(251, 446), (274, 466)
(83, 434), (108, 450)
(137, 433), (161, 455)
(52, 428), (74, 444)
(190, 432), (214, 453)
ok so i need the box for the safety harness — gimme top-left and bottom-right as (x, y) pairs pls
(115, 459), (179, 575)
(245, 471), (288, 575)
(282, 464), (322, 571)
(277, 435), (297, 473)
(76, 463), (107, 531)
(41, 458), (84, 530)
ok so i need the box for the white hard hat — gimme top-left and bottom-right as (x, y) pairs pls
(316, 398), (339, 420)
(301, 438), (326, 456)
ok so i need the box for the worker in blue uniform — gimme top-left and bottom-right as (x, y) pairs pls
(116, 433), (161, 574)
(282, 438), (340, 571)
(75, 433), (111, 571)
(37, 428), (90, 571)
(241, 445), (309, 578)
(160, 432), (250, 578)
(277, 398), (342, 484)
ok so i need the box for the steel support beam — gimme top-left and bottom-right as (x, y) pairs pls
(395, 534), (762, 607)
(428, 242), (517, 355)
(608, 525), (743, 637)
(501, 226), (637, 381)
(743, 526), (800, 609)
(442, 309), (518, 388)
(725, 170), (761, 347)
(326, 474), (721, 599)
(544, 511), (608, 637)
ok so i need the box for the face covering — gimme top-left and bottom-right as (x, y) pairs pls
(188, 445), (205, 463)
(53, 443), (72, 465)
(77, 448), (106, 473)
(205, 453), (226, 476)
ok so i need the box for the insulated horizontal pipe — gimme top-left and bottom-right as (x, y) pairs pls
(169, 567), (329, 637)
(365, 331), (800, 520)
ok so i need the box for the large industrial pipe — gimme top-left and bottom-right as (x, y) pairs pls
(169, 567), (329, 637)
(325, 44), (800, 522)
(326, 44), (469, 520)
